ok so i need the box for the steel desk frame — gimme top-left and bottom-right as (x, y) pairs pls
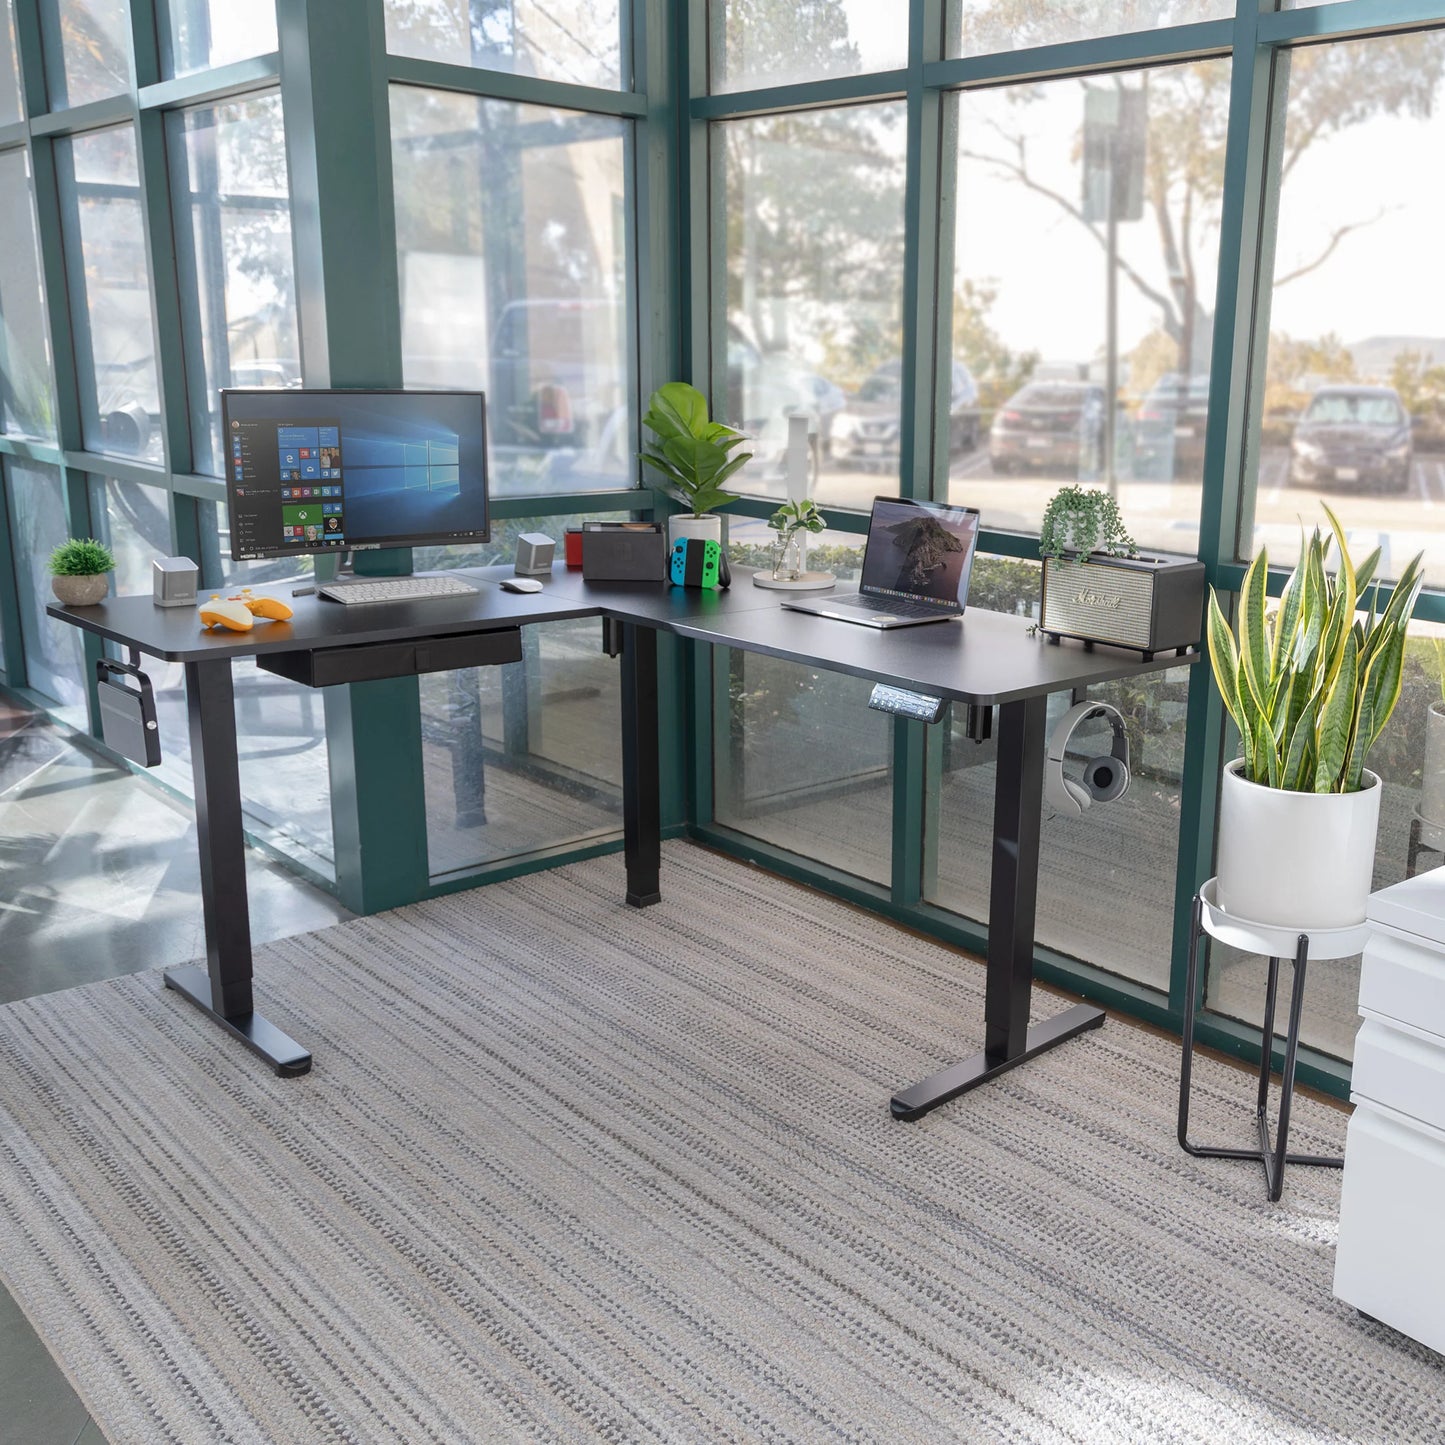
(51, 565), (1196, 1119)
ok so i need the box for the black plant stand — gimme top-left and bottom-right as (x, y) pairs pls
(1177, 880), (1363, 1201)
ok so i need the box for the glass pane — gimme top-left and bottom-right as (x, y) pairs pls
(945, 63), (1228, 553)
(710, 0), (907, 94)
(711, 529), (892, 886)
(60, 126), (163, 464)
(170, 92), (298, 477)
(384, 0), (623, 91)
(1206, 616), (1445, 1063)
(48, 0), (129, 108)
(1, 0), (22, 124)
(392, 86), (630, 498)
(716, 104), (907, 508)
(948, 0), (1231, 58)
(422, 617), (622, 878)
(166, 0), (277, 78)
(3, 459), (85, 721)
(1247, 32), (1445, 586)
(0, 148), (56, 440)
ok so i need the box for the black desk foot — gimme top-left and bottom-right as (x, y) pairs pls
(891, 1003), (1105, 1121)
(625, 890), (662, 908)
(164, 964), (312, 1077)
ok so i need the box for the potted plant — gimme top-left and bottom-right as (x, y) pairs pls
(1039, 485), (1137, 563)
(1422, 639), (1445, 828)
(766, 498), (825, 581)
(1206, 505), (1424, 930)
(48, 538), (115, 607)
(640, 381), (752, 549)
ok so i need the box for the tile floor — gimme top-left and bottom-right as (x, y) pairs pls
(0, 694), (352, 1443)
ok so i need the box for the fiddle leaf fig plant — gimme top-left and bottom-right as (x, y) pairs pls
(1206, 504), (1423, 795)
(640, 382), (753, 517)
(1038, 486), (1137, 563)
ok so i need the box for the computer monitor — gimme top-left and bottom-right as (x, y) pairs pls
(221, 389), (488, 562)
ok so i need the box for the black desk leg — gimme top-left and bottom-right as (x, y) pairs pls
(619, 622), (661, 907)
(891, 694), (1104, 1121)
(163, 659), (311, 1077)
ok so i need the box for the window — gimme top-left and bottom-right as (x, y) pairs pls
(947, 62), (1228, 550)
(708, 0), (907, 94)
(58, 124), (163, 464)
(3, 460), (85, 720)
(391, 87), (630, 498)
(715, 103), (907, 506)
(168, 91), (298, 477)
(384, 0), (624, 91)
(1, 0), (21, 123)
(1245, 31), (1445, 586)
(0, 147), (55, 440)
(44, 0), (129, 109)
(947, 0), (1233, 58)
(164, 0), (277, 78)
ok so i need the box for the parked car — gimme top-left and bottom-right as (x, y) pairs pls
(989, 381), (1105, 475)
(1289, 386), (1413, 493)
(830, 360), (980, 469)
(1134, 374), (1209, 482)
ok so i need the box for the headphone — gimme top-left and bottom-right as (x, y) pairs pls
(1045, 701), (1131, 818)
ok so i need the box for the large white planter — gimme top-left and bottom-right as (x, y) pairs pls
(668, 513), (722, 551)
(1422, 701), (1445, 828)
(1215, 759), (1382, 930)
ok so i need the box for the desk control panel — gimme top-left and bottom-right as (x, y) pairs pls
(868, 683), (947, 725)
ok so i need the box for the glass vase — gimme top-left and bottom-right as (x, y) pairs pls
(770, 533), (802, 582)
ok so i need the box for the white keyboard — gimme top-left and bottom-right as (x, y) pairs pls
(318, 575), (478, 605)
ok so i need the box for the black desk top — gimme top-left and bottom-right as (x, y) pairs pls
(50, 563), (1197, 701)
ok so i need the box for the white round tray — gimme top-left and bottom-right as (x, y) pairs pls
(750, 571), (837, 591)
(1198, 877), (1371, 961)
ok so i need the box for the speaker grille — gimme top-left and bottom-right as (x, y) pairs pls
(1043, 559), (1153, 647)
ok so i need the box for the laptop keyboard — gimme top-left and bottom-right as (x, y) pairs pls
(832, 595), (953, 619)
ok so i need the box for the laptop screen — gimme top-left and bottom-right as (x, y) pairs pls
(859, 499), (981, 611)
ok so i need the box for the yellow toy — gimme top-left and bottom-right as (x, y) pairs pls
(198, 595), (254, 631)
(197, 589), (294, 631)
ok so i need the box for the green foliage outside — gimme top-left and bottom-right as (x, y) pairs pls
(48, 538), (115, 576)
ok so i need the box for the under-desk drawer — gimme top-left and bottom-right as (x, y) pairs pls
(259, 628), (522, 687)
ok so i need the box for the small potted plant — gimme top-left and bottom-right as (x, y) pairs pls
(1039, 485), (1137, 562)
(1036, 487), (1205, 656)
(640, 381), (752, 549)
(1207, 505), (1423, 930)
(1421, 639), (1445, 828)
(48, 538), (115, 607)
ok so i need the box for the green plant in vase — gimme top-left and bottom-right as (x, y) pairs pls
(766, 499), (825, 581)
(47, 537), (116, 607)
(1038, 486), (1138, 563)
(640, 382), (752, 546)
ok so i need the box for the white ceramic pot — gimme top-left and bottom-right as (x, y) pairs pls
(668, 513), (722, 551)
(1422, 701), (1445, 828)
(1215, 759), (1382, 930)
(50, 573), (109, 607)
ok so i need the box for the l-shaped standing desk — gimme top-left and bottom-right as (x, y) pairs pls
(51, 565), (1197, 1121)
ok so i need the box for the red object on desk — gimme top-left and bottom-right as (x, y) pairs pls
(564, 529), (584, 568)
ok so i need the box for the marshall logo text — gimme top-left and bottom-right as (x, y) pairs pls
(1069, 588), (1124, 611)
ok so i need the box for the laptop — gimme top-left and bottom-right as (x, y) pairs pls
(781, 497), (981, 628)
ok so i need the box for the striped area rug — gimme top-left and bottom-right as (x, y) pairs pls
(1, 842), (1441, 1443)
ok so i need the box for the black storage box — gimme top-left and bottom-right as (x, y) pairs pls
(581, 522), (666, 582)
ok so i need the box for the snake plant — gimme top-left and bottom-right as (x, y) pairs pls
(1207, 505), (1423, 794)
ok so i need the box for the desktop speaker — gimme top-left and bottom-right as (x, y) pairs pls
(514, 532), (556, 577)
(1040, 553), (1205, 660)
(152, 556), (199, 607)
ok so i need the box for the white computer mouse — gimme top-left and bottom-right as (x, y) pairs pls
(499, 576), (544, 593)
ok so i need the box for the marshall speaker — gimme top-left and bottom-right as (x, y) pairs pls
(1040, 553), (1205, 660)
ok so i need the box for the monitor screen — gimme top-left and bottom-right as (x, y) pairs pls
(859, 498), (980, 610)
(221, 389), (488, 562)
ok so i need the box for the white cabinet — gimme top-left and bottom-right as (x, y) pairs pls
(1333, 869), (1445, 1354)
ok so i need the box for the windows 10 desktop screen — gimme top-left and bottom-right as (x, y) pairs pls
(223, 391), (488, 561)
